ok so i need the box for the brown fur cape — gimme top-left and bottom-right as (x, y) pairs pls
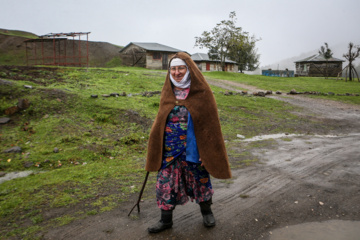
(145, 52), (232, 179)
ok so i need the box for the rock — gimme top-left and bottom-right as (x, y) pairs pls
(257, 91), (266, 97)
(241, 91), (248, 95)
(0, 79), (13, 85)
(17, 98), (30, 109)
(276, 91), (282, 94)
(91, 95), (98, 98)
(110, 93), (119, 97)
(3, 146), (22, 153)
(24, 85), (33, 89)
(265, 90), (273, 95)
(0, 172), (6, 177)
(119, 92), (127, 96)
(53, 147), (59, 153)
(4, 106), (19, 115)
(289, 89), (298, 94)
(237, 134), (246, 139)
(102, 94), (110, 97)
(328, 92), (335, 95)
(23, 161), (34, 168)
(0, 117), (11, 124)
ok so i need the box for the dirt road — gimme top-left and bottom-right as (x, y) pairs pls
(44, 79), (360, 240)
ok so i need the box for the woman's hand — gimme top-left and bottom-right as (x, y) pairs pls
(200, 158), (204, 167)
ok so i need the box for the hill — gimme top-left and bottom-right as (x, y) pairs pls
(0, 28), (123, 67)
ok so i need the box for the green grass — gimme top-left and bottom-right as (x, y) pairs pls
(0, 30), (38, 39)
(0, 66), (358, 239)
(204, 71), (360, 105)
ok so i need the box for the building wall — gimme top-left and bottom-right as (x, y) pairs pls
(195, 61), (237, 72)
(121, 45), (176, 70)
(120, 44), (146, 68)
(296, 62), (342, 77)
(262, 70), (294, 77)
(145, 52), (177, 70)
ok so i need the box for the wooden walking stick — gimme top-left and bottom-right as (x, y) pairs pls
(128, 171), (149, 216)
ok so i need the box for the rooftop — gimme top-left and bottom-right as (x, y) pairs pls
(120, 42), (183, 52)
(295, 54), (344, 63)
(191, 53), (237, 63)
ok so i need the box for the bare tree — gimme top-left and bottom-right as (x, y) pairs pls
(341, 42), (360, 82)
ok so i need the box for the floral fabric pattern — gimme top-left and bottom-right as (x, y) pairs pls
(156, 87), (214, 210)
(156, 152), (214, 210)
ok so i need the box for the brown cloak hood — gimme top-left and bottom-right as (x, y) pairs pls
(145, 52), (232, 179)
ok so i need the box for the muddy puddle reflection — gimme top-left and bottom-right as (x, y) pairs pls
(269, 220), (360, 240)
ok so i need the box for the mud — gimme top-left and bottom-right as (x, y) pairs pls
(43, 79), (360, 240)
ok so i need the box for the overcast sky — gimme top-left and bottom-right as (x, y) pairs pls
(2, 0), (360, 67)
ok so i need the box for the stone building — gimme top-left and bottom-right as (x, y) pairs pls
(294, 54), (344, 77)
(191, 53), (238, 72)
(119, 42), (184, 70)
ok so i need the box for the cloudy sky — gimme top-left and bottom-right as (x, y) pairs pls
(2, 0), (360, 67)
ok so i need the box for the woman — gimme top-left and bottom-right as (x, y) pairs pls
(146, 52), (231, 233)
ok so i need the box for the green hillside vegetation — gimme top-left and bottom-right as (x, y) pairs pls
(0, 66), (359, 239)
(0, 29), (38, 39)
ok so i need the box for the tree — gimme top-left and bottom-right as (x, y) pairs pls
(228, 34), (260, 72)
(195, 12), (259, 72)
(342, 42), (360, 81)
(318, 42), (333, 78)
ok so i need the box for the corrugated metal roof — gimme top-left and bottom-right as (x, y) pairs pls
(191, 53), (237, 64)
(294, 54), (344, 63)
(120, 42), (183, 52)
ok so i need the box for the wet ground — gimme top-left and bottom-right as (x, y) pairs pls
(42, 79), (360, 240)
(269, 220), (360, 240)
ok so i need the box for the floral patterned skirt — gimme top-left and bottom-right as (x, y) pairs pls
(156, 152), (214, 210)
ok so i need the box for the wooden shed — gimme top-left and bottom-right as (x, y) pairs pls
(294, 54), (344, 77)
(191, 53), (238, 72)
(119, 42), (184, 70)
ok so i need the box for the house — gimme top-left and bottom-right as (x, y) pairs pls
(191, 53), (238, 72)
(294, 54), (344, 77)
(119, 42), (184, 70)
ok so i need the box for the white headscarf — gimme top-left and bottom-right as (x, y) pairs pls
(169, 58), (191, 89)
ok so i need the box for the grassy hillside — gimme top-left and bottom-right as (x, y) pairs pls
(0, 66), (359, 239)
(0, 28), (38, 39)
(0, 28), (123, 67)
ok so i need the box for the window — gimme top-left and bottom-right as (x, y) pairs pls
(153, 53), (161, 60)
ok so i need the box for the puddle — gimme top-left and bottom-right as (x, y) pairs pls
(240, 133), (341, 142)
(0, 171), (33, 184)
(269, 220), (360, 240)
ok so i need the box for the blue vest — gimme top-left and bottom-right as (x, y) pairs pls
(186, 112), (200, 163)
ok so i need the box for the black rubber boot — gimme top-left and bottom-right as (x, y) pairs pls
(148, 209), (173, 233)
(199, 198), (216, 227)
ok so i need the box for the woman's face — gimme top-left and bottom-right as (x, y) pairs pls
(170, 65), (187, 82)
